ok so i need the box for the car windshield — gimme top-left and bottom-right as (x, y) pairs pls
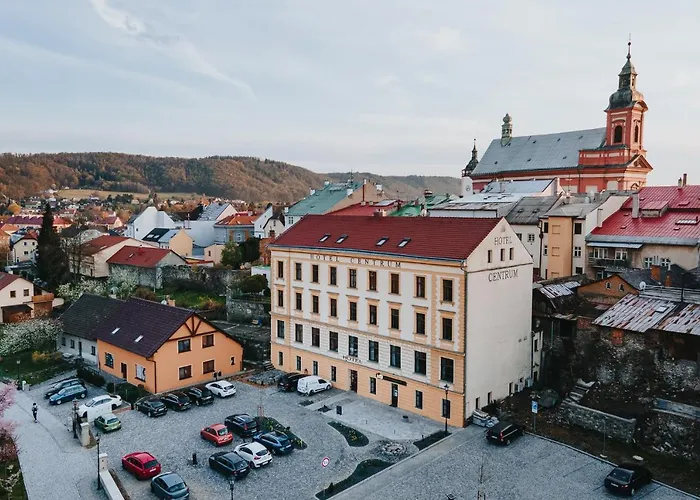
(105, 417), (118, 424)
(198, 388), (212, 397)
(143, 459), (158, 469)
(86, 398), (107, 408)
(167, 482), (185, 492)
(150, 400), (164, 408)
(610, 468), (633, 482)
(217, 428), (229, 436)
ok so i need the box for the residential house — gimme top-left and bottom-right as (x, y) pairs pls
(0, 272), (63, 323)
(94, 214), (124, 230)
(124, 207), (175, 239)
(6, 215), (71, 232)
(506, 196), (561, 273)
(203, 244), (225, 265)
(253, 204), (274, 238)
(262, 212), (286, 239)
(94, 298), (244, 393)
(142, 228), (193, 257)
(586, 183), (700, 279)
(176, 202), (236, 249)
(107, 246), (187, 289)
(58, 294), (122, 364)
(198, 202), (237, 222)
(284, 180), (386, 228)
(10, 232), (37, 264)
(328, 199), (402, 216)
(69, 235), (154, 278)
(214, 213), (258, 244)
(390, 191), (454, 217)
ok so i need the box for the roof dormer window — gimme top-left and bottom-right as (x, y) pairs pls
(376, 237), (388, 247)
(336, 234), (347, 244)
(397, 238), (411, 248)
(319, 234), (330, 242)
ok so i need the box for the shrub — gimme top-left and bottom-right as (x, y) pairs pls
(115, 382), (147, 403)
(31, 351), (60, 365)
(77, 366), (105, 387)
(170, 279), (207, 293)
(238, 274), (268, 294)
(133, 287), (158, 301)
(105, 382), (116, 393)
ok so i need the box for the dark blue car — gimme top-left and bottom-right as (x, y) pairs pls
(253, 431), (293, 455)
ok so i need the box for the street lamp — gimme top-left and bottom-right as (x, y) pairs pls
(73, 400), (78, 439)
(228, 475), (235, 500)
(16, 360), (20, 388)
(95, 432), (101, 491)
(443, 384), (450, 436)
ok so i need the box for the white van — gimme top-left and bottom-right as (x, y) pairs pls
(296, 376), (332, 396)
(77, 394), (123, 422)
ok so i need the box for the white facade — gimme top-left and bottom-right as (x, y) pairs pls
(263, 216), (286, 238)
(11, 237), (37, 263)
(254, 206), (273, 238)
(125, 207), (175, 239)
(58, 334), (97, 364)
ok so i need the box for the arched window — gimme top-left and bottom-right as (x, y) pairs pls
(634, 124), (639, 143)
(613, 125), (623, 144)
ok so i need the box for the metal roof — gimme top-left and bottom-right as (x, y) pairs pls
(587, 242), (643, 249)
(656, 303), (700, 336)
(481, 179), (555, 194)
(623, 185), (700, 211)
(537, 280), (581, 299)
(287, 182), (362, 216)
(472, 128), (606, 176)
(593, 293), (678, 333)
(199, 202), (231, 221)
(587, 209), (700, 246)
(506, 196), (560, 225)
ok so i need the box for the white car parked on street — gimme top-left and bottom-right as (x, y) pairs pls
(205, 381), (237, 398)
(78, 394), (123, 422)
(234, 442), (272, 468)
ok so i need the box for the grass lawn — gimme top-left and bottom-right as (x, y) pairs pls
(158, 287), (225, 310)
(0, 348), (69, 385)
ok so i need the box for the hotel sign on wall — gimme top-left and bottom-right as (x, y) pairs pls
(342, 355), (363, 365)
(310, 253), (402, 268)
(488, 235), (519, 282)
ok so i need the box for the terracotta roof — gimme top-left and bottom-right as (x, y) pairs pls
(328, 200), (401, 216)
(60, 294), (123, 341)
(623, 185), (700, 210)
(0, 273), (21, 291)
(6, 215), (70, 226)
(107, 246), (174, 268)
(0, 224), (19, 233)
(588, 210), (700, 245)
(215, 214), (258, 226)
(81, 235), (128, 256)
(271, 215), (499, 262)
(93, 298), (195, 357)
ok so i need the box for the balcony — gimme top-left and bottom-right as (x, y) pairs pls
(588, 257), (631, 268)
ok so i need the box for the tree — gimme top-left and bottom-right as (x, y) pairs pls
(220, 241), (242, 268)
(0, 319), (62, 356)
(0, 385), (17, 466)
(35, 204), (70, 289)
(240, 237), (261, 263)
(238, 274), (268, 294)
(108, 267), (140, 299)
(56, 279), (107, 303)
(6, 203), (20, 215)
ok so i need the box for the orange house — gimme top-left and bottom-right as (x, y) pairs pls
(94, 298), (243, 394)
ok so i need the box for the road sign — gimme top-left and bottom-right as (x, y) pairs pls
(531, 401), (538, 414)
(321, 456), (330, 468)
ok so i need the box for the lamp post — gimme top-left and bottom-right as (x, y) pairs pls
(16, 360), (20, 388)
(72, 400), (78, 439)
(95, 432), (101, 491)
(443, 384), (450, 436)
(228, 475), (235, 500)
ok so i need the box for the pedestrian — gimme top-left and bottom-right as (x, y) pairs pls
(31, 403), (38, 423)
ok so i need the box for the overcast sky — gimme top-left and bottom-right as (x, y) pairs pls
(0, 1), (697, 185)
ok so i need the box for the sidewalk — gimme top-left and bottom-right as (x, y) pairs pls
(6, 388), (105, 500)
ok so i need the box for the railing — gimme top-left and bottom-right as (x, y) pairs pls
(587, 258), (631, 268)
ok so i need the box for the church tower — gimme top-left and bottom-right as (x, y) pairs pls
(460, 140), (478, 197)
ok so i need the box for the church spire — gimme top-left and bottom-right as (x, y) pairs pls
(462, 139), (479, 177)
(607, 39), (644, 111)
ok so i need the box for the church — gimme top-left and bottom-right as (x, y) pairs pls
(467, 43), (652, 194)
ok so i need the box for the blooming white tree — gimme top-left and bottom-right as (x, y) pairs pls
(108, 267), (140, 299)
(56, 279), (107, 303)
(0, 319), (62, 356)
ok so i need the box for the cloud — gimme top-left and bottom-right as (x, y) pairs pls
(414, 26), (467, 53)
(88, 0), (256, 99)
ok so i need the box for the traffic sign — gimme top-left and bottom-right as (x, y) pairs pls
(321, 456), (330, 468)
(531, 401), (538, 414)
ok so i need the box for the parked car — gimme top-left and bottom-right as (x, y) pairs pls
(201, 424), (233, 447)
(77, 394), (122, 422)
(296, 376), (332, 396)
(486, 421), (523, 445)
(94, 413), (122, 432)
(225, 414), (259, 438)
(185, 385), (214, 406)
(604, 463), (652, 496)
(277, 373), (305, 392)
(150, 471), (190, 499)
(233, 442), (272, 468)
(44, 377), (83, 399)
(136, 398), (168, 418)
(206, 380), (237, 398)
(209, 451), (250, 479)
(161, 392), (192, 411)
(48, 384), (87, 405)
(121, 452), (161, 480)
(253, 431), (293, 455)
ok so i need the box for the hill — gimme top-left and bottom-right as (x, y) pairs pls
(0, 153), (458, 202)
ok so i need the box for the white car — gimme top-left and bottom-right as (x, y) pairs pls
(234, 442), (272, 468)
(206, 381), (237, 398)
(78, 394), (123, 422)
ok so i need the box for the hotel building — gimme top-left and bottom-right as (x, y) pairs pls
(270, 214), (537, 426)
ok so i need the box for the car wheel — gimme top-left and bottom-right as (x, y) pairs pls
(80, 393), (86, 399)
(148, 411), (153, 418)
(56, 399), (63, 405)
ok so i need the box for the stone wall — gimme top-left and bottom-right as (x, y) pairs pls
(226, 297), (270, 324)
(161, 266), (247, 294)
(562, 401), (637, 443)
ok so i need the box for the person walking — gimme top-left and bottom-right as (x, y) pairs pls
(31, 403), (37, 423)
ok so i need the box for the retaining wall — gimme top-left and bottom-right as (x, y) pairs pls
(562, 401), (637, 442)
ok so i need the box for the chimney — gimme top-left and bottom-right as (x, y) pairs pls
(373, 209), (386, 217)
(284, 206), (289, 213)
(632, 193), (640, 219)
(324, 179), (330, 187)
(346, 188), (353, 197)
(683, 173), (688, 186)
(650, 264), (661, 282)
(678, 178), (683, 188)
(665, 273), (673, 288)
(423, 189), (433, 196)
(376, 184), (383, 193)
(596, 207), (603, 228)
(460, 176), (473, 197)
(269, 230), (276, 239)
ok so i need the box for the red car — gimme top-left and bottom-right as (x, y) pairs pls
(201, 423), (234, 446)
(121, 452), (161, 480)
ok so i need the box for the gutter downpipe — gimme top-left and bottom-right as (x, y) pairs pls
(460, 259), (468, 426)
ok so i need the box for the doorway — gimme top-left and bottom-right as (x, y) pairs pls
(391, 384), (399, 407)
(78, 341), (82, 357)
(121, 362), (127, 379)
(349, 370), (358, 392)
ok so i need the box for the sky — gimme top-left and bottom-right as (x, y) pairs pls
(0, 1), (698, 185)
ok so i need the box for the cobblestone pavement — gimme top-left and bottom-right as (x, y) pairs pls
(333, 426), (698, 500)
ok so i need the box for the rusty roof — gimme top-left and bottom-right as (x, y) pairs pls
(592, 293), (681, 334)
(656, 303), (700, 336)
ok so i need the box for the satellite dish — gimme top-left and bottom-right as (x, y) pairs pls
(639, 281), (647, 290)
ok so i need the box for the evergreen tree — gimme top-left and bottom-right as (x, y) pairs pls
(36, 204), (70, 289)
(220, 241), (242, 268)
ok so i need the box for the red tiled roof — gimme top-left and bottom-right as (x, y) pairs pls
(216, 214), (258, 226)
(107, 246), (173, 268)
(590, 210), (700, 240)
(81, 235), (128, 256)
(623, 185), (700, 210)
(271, 215), (499, 261)
(328, 201), (401, 216)
(0, 273), (21, 291)
(6, 215), (70, 226)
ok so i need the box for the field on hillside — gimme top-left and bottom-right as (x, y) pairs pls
(57, 189), (202, 201)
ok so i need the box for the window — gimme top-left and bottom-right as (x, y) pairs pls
(312, 361), (318, 376)
(295, 262), (302, 280)
(534, 339), (539, 352)
(9, 291), (15, 298)
(348, 269), (357, 288)
(516, 233), (522, 241)
(369, 305), (378, 325)
(23, 289), (29, 297)
(660, 257), (671, 269)
(509, 248), (514, 260)
(543, 222), (549, 233)
(348, 336), (359, 357)
(390, 273), (400, 294)
(574, 246), (582, 258)
(376, 237), (388, 246)
(543, 245), (548, 256)
(605, 282), (611, 290)
(296, 356), (301, 371)
(487, 250), (492, 263)
(178, 365), (192, 380)
(311, 328), (320, 347)
(500, 248), (505, 261)
(178, 339), (191, 353)
(203, 360), (215, 374)
(329, 331), (338, 352)
(278, 351), (284, 365)
(70, 339), (75, 349)
(277, 261), (284, 278)
(390, 308), (400, 329)
(368, 271), (377, 291)
(61, 336), (66, 346)
(312, 264), (319, 283)
(619, 284), (625, 292)
(575, 267), (583, 274)
(475, 397), (481, 410)
(105, 353), (114, 368)
(615, 249), (628, 261)
(295, 292), (302, 311)
(277, 320), (285, 339)
(487, 391), (493, 405)
(414, 351), (427, 375)
(442, 398), (451, 419)
(330, 366), (336, 382)
(390, 345), (401, 368)
(634, 124), (640, 143)
(135, 364), (146, 381)
(440, 357), (454, 383)
(643, 257), (654, 268)
(398, 238), (411, 248)
(277, 290), (284, 307)
(312, 295), (319, 314)
(442, 279), (453, 302)
(319, 233), (330, 242)
(349, 301), (357, 321)
(369, 377), (376, 394)
(614, 125), (623, 144)
(527, 234), (535, 243)
(574, 223), (582, 235)
(368, 341), (379, 362)
(415, 390), (423, 409)
(415, 312), (426, 335)
(91, 346), (96, 356)
(329, 266), (337, 285)
(202, 334), (215, 348)
(415, 276), (426, 298)
(295, 324), (304, 343)
(442, 317), (453, 341)
(329, 298), (337, 317)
